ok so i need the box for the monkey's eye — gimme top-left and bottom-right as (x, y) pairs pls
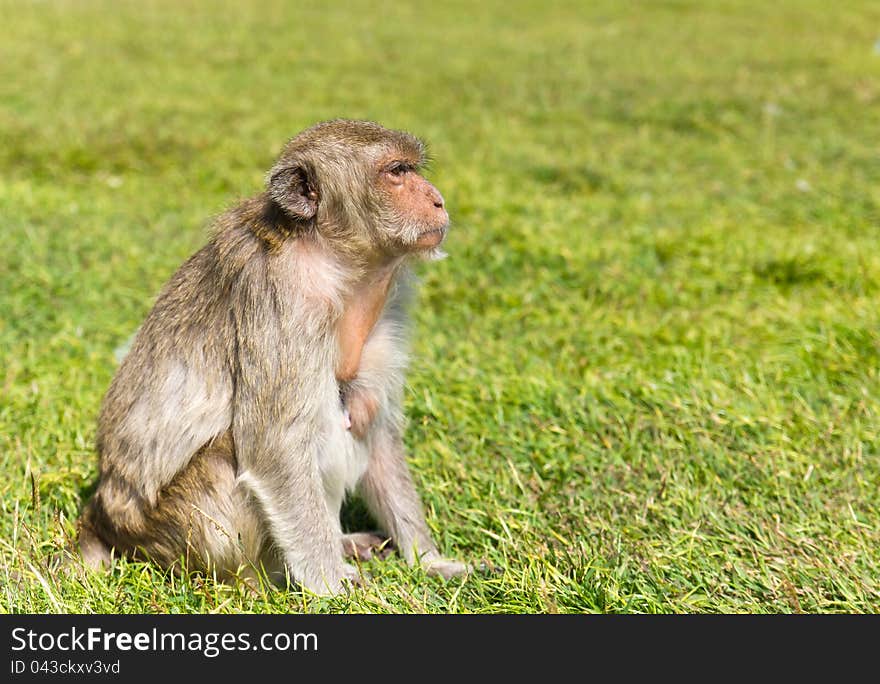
(386, 162), (411, 177)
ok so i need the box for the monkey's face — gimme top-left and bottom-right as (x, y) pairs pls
(267, 120), (450, 261)
(375, 156), (449, 256)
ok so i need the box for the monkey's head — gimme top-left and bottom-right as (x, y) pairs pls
(267, 119), (449, 263)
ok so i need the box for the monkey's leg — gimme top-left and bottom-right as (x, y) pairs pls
(79, 431), (268, 583)
(77, 502), (113, 569)
(357, 429), (469, 579)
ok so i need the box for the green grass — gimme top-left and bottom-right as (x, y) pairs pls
(2, 0), (879, 613)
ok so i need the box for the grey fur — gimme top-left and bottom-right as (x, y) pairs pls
(77, 120), (468, 594)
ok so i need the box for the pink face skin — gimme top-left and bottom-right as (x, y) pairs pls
(378, 159), (449, 250)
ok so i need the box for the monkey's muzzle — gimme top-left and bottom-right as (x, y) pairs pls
(415, 226), (447, 249)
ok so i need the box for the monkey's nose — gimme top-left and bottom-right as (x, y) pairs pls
(428, 187), (445, 209)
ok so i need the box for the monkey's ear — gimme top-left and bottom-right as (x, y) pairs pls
(268, 165), (319, 220)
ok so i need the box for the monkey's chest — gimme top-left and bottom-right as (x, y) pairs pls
(334, 270), (394, 383)
(318, 397), (370, 511)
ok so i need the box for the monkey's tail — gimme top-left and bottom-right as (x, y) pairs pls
(76, 502), (113, 570)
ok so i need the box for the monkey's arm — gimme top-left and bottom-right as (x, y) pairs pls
(230, 275), (349, 594)
(232, 407), (348, 593)
(358, 426), (468, 579)
(351, 297), (469, 579)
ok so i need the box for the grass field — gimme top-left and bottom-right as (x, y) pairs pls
(1, 0), (879, 614)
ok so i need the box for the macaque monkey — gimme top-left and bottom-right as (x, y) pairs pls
(77, 120), (469, 594)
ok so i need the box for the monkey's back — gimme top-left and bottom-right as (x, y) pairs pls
(80, 220), (278, 572)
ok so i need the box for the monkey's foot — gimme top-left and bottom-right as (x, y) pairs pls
(424, 558), (471, 580)
(342, 532), (393, 561)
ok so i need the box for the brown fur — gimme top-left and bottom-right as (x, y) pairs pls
(80, 431), (267, 578)
(77, 120), (468, 593)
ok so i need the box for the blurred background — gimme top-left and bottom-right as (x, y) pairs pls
(1, 0), (878, 613)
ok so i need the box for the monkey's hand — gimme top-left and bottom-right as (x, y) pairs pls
(342, 385), (381, 439)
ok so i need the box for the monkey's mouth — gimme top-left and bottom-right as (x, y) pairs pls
(415, 227), (447, 249)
